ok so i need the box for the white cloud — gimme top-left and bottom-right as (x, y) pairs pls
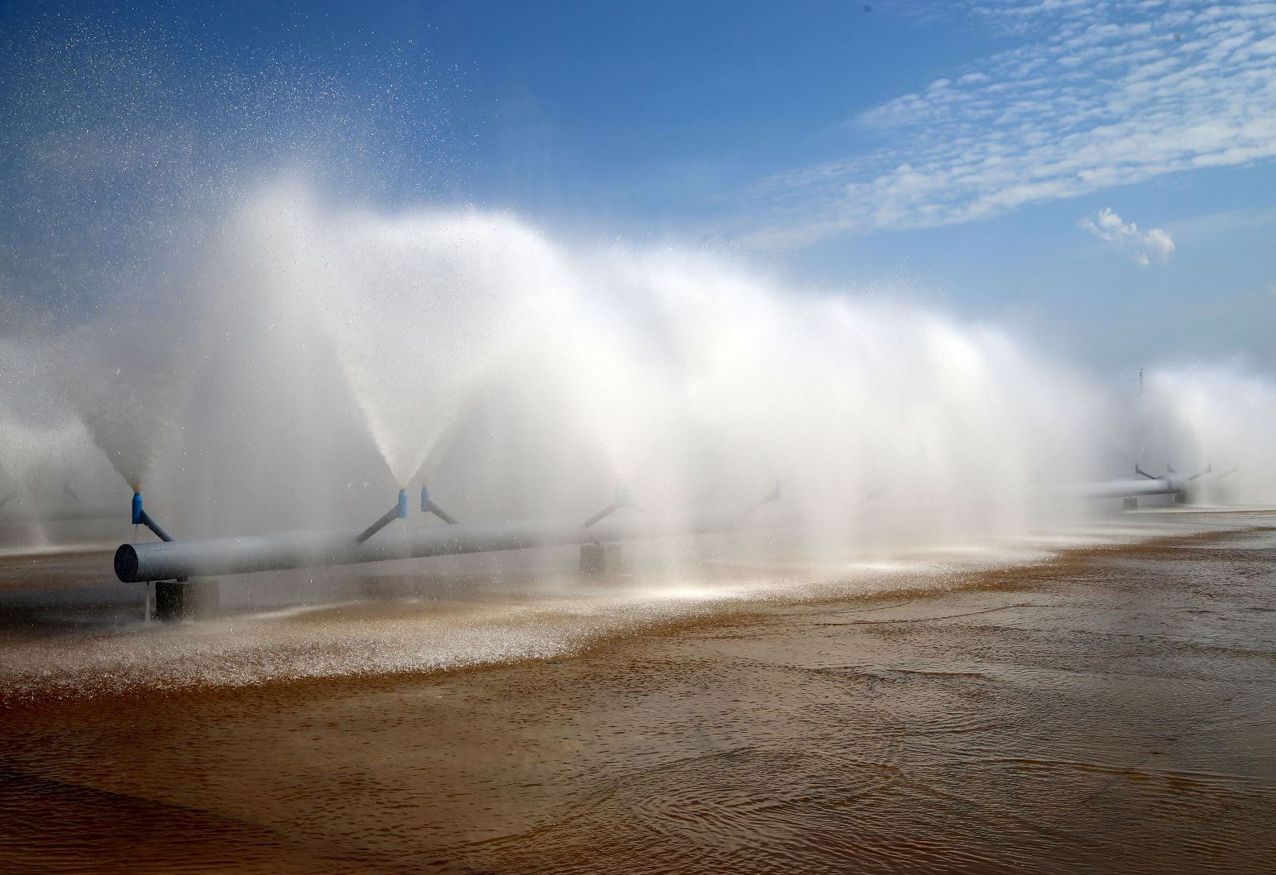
(730, 1), (1276, 248)
(1079, 207), (1173, 266)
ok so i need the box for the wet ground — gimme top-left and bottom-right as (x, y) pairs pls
(0, 511), (1274, 872)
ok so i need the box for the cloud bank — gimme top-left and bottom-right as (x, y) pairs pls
(735, 1), (1276, 247)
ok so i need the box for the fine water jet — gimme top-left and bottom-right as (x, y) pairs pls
(4, 179), (1275, 614)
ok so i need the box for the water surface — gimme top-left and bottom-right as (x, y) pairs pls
(1, 511), (1273, 872)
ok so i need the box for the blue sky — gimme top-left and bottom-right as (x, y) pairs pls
(2, 0), (1274, 376)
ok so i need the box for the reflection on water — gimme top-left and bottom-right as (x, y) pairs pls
(0, 511), (1274, 873)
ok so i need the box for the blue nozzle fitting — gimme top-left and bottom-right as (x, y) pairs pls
(420, 485), (430, 513)
(130, 491), (175, 542)
(397, 488), (409, 520)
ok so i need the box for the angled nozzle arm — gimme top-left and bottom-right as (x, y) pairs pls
(584, 486), (639, 528)
(1135, 464), (1158, 480)
(735, 480), (782, 521)
(420, 485), (459, 525)
(857, 487), (886, 506)
(1189, 462), (1213, 481)
(356, 489), (409, 544)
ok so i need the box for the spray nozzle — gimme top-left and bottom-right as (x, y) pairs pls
(130, 492), (174, 542)
(356, 489), (410, 544)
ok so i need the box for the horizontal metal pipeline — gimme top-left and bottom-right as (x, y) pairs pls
(1053, 478), (1184, 500)
(115, 510), (759, 584)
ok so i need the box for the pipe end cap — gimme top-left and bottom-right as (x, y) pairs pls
(114, 544), (140, 583)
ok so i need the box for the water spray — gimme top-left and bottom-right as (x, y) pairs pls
(583, 486), (638, 528)
(1135, 461), (1213, 497)
(1062, 461), (1215, 507)
(579, 486), (639, 575)
(734, 480), (783, 521)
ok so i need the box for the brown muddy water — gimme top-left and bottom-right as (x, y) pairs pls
(0, 511), (1274, 873)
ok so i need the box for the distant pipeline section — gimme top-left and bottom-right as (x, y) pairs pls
(1058, 462), (1231, 505)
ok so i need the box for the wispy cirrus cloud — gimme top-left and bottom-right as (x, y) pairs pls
(1079, 207), (1173, 266)
(733, 1), (1276, 248)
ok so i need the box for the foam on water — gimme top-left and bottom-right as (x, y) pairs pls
(0, 514), (1229, 701)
